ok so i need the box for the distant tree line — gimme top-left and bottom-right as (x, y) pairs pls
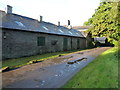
(84, 0), (120, 46)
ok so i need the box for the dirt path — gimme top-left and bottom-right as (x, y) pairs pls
(2, 47), (111, 88)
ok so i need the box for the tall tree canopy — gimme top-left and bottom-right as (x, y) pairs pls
(84, 0), (120, 46)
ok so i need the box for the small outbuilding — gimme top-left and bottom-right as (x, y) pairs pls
(94, 37), (112, 47)
(94, 37), (107, 44)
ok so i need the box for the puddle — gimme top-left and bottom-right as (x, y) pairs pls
(76, 58), (87, 62)
(67, 57), (87, 64)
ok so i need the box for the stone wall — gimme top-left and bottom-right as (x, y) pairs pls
(2, 29), (86, 60)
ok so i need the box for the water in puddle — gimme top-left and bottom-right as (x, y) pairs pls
(67, 57), (87, 64)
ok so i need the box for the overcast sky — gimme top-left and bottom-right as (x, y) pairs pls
(0, 0), (100, 26)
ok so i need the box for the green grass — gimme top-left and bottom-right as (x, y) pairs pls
(2, 49), (87, 70)
(63, 47), (119, 88)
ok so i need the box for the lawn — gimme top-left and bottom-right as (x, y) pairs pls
(2, 49), (87, 70)
(63, 47), (119, 88)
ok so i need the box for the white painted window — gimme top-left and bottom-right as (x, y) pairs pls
(15, 21), (25, 27)
(42, 26), (49, 30)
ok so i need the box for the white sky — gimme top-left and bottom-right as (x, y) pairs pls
(0, 0), (100, 26)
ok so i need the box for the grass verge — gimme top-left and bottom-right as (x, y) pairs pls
(63, 47), (119, 88)
(2, 49), (87, 70)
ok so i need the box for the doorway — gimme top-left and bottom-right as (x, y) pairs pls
(63, 37), (68, 51)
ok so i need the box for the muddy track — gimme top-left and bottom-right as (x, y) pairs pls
(2, 47), (111, 88)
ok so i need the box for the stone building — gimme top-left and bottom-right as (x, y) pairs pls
(0, 5), (86, 60)
(72, 26), (93, 48)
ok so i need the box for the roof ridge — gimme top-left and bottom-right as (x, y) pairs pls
(12, 13), (38, 21)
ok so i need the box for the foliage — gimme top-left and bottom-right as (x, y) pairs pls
(63, 47), (118, 88)
(84, 1), (120, 46)
(83, 18), (93, 26)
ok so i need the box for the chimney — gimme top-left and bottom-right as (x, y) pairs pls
(40, 16), (43, 22)
(68, 20), (70, 25)
(7, 5), (12, 14)
(67, 20), (72, 29)
(58, 21), (60, 26)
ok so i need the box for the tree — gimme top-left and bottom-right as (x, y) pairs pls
(83, 18), (93, 26)
(84, 1), (120, 46)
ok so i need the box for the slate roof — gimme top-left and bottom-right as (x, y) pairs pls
(0, 10), (85, 38)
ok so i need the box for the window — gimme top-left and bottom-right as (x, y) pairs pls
(68, 31), (73, 35)
(37, 37), (45, 46)
(15, 21), (25, 27)
(42, 26), (49, 30)
(58, 29), (64, 33)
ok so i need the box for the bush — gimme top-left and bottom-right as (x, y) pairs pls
(113, 40), (119, 47)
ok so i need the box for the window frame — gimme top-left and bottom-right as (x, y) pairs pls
(37, 36), (45, 46)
